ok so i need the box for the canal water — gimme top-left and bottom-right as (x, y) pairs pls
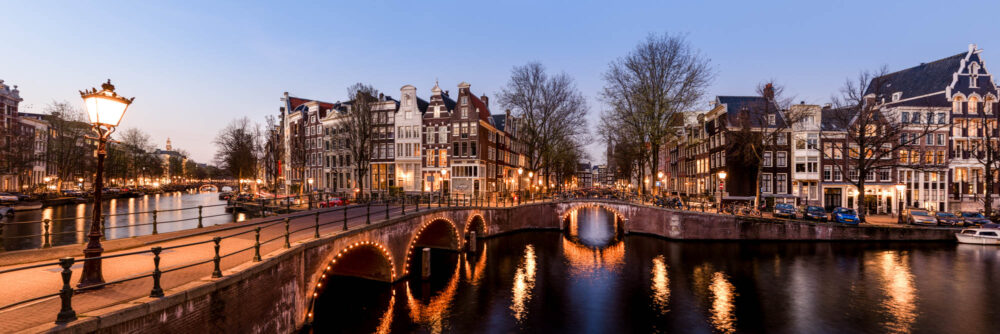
(311, 206), (1000, 333)
(1, 191), (241, 251)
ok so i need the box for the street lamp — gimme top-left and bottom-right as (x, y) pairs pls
(440, 168), (448, 199)
(78, 80), (133, 288)
(895, 183), (906, 222)
(717, 171), (727, 213)
(308, 178), (314, 192)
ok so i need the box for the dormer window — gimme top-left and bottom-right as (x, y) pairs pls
(970, 62), (981, 88)
(461, 96), (468, 105)
(892, 92), (902, 102)
(767, 114), (776, 126)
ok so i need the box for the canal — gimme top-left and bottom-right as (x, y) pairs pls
(1, 191), (242, 251)
(311, 206), (1000, 333)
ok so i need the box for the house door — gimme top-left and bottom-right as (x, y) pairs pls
(864, 195), (878, 215)
(824, 188), (842, 211)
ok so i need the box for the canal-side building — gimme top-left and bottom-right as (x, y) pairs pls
(449, 82), (494, 197)
(370, 94), (399, 197)
(394, 85), (428, 194)
(863, 44), (998, 212)
(789, 103), (823, 206)
(422, 82), (455, 196)
(706, 94), (794, 206)
(0, 79), (25, 191)
(321, 101), (357, 194)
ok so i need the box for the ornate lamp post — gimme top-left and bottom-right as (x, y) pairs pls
(657, 171), (664, 194)
(307, 178), (314, 193)
(79, 80), (133, 288)
(440, 168), (448, 200)
(717, 171), (727, 213)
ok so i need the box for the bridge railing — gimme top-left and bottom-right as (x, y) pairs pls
(0, 191), (641, 328)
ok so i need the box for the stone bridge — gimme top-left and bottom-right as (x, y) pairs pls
(45, 199), (956, 333)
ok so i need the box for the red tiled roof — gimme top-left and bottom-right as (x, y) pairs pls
(467, 93), (492, 121)
(288, 96), (336, 118)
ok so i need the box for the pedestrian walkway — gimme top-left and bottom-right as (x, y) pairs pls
(0, 201), (426, 333)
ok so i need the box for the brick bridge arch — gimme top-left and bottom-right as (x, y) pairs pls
(554, 202), (632, 231)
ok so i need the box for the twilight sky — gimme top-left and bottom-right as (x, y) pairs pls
(4, 0), (1000, 163)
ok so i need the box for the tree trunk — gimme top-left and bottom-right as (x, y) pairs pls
(754, 168), (761, 209)
(857, 180), (867, 223)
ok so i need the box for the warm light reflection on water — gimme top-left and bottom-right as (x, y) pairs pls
(462, 244), (487, 285)
(374, 296), (394, 334)
(511, 244), (537, 322)
(651, 255), (670, 315)
(876, 251), (917, 334)
(561, 237), (625, 275)
(405, 260), (460, 334)
(709, 271), (737, 333)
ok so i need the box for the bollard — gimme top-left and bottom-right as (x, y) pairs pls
(284, 218), (291, 248)
(286, 198), (291, 213)
(152, 209), (158, 235)
(366, 202), (371, 225)
(421, 247), (431, 280)
(212, 237), (222, 278)
(150, 246), (164, 297)
(43, 219), (51, 248)
(55, 257), (77, 323)
(385, 199), (390, 220)
(253, 227), (262, 262)
(314, 212), (320, 238)
(469, 231), (477, 252)
(309, 195), (313, 210)
(198, 205), (204, 228)
(402, 196), (406, 215)
(343, 207), (348, 231)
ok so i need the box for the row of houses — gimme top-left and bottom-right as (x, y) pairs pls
(0, 80), (187, 191)
(275, 81), (533, 198)
(661, 44), (1000, 214)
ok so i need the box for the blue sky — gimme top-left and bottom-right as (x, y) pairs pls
(4, 0), (1000, 163)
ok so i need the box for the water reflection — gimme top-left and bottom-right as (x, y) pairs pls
(876, 251), (917, 334)
(511, 244), (537, 322)
(709, 271), (737, 333)
(651, 255), (670, 315)
(405, 258), (460, 333)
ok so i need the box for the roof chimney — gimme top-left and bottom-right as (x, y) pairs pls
(481, 94), (489, 108)
(763, 83), (775, 101)
(378, 93), (384, 101)
(444, 90), (449, 96)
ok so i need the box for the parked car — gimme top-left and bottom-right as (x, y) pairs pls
(218, 191), (232, 200)
(933, 211), (963, 226)
(831, 207), (859, 224)
(0, 192), (19, 202)
(235, 193), (256, 201)
(773, 203), (796, 219)
(802, 206), (828, 221)
(0, 206), (13, 216)
(905, 208), (938, 226)
(959, 212), (993, 227)
(318, 197), (350, 208)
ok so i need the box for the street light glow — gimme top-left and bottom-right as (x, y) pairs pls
(80, 80), (134, 127)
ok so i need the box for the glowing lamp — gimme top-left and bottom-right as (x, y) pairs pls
(80, 80), (133, 128)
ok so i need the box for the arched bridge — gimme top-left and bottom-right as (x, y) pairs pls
(35, 198), (955, 333)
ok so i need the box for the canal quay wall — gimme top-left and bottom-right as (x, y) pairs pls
(43, 200), (954, 333)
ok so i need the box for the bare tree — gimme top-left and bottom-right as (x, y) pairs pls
(727, 81), (809, 207)
(0, 117), (38, 188)
(600, 33), (713, 194)
(214, 117), (260, 184)
(262, 115), (284, 192)
(43, 101), (93, 191)
(822, 67), (949, 221)
(336, 83), (378, 197)
(498, 62), (589, 187)
(973, 114), (1000, 217)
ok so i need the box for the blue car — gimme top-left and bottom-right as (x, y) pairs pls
(831, 207), (859, 224)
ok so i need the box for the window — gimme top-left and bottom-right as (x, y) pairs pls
(823, 166), (832, 181)
(937, 113), (946, 124)
(461, 107), (468, 119)
(777, 151), (787, 167)
(849, 167), (858, 181)
(954, 97), (965, 114)
(461, 96), (468, 105)
(879, 168), (891, 181)
(902, 112), (910, 123)
(776, 174), (787, 193)
(970, 96), (979, 114)
(833, 167), (843, 181)
(926, 134), (934, 145)
(806, 134), (818, 149)
(776, 134), (787, 145)
(767, 114), (776, 126)
(936, 133), (944, 146)
(471, 142), (477, 156)
(763, 151), (773, 167)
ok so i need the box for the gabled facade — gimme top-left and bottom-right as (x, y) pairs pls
(370, 94), (400, 195)
(394, 85), (428, 193)
(789, 103), (823, 206)
(422, 82), (455, 195)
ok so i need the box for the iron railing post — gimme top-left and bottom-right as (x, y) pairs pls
(151, 209), (158, 235)
(343, 207), (348, 231)
(211, 237), (222, 278)
(149, 246), (164, 297)
(385, 198), (390, 220)
(402, 196), (406, 215)
(284, 218), (291, 248)
(100, 215), (106, 241)
(197, 205), (204, 228)
(314, 212), (320, 238)
(55, 257), (77, 323)
(366, 202), (371, 225)
(253, 227), (261, 262)
(43, 219), (51, 248)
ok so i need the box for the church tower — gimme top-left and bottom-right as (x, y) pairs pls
(166, 138), (172, 151)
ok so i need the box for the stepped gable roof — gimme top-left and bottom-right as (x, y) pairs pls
(716, 96), (785, 128)
(866, 52), (966, 100)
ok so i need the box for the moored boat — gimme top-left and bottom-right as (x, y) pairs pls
(956, 228), (1000, 245)
(10, 201), (43, 211)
